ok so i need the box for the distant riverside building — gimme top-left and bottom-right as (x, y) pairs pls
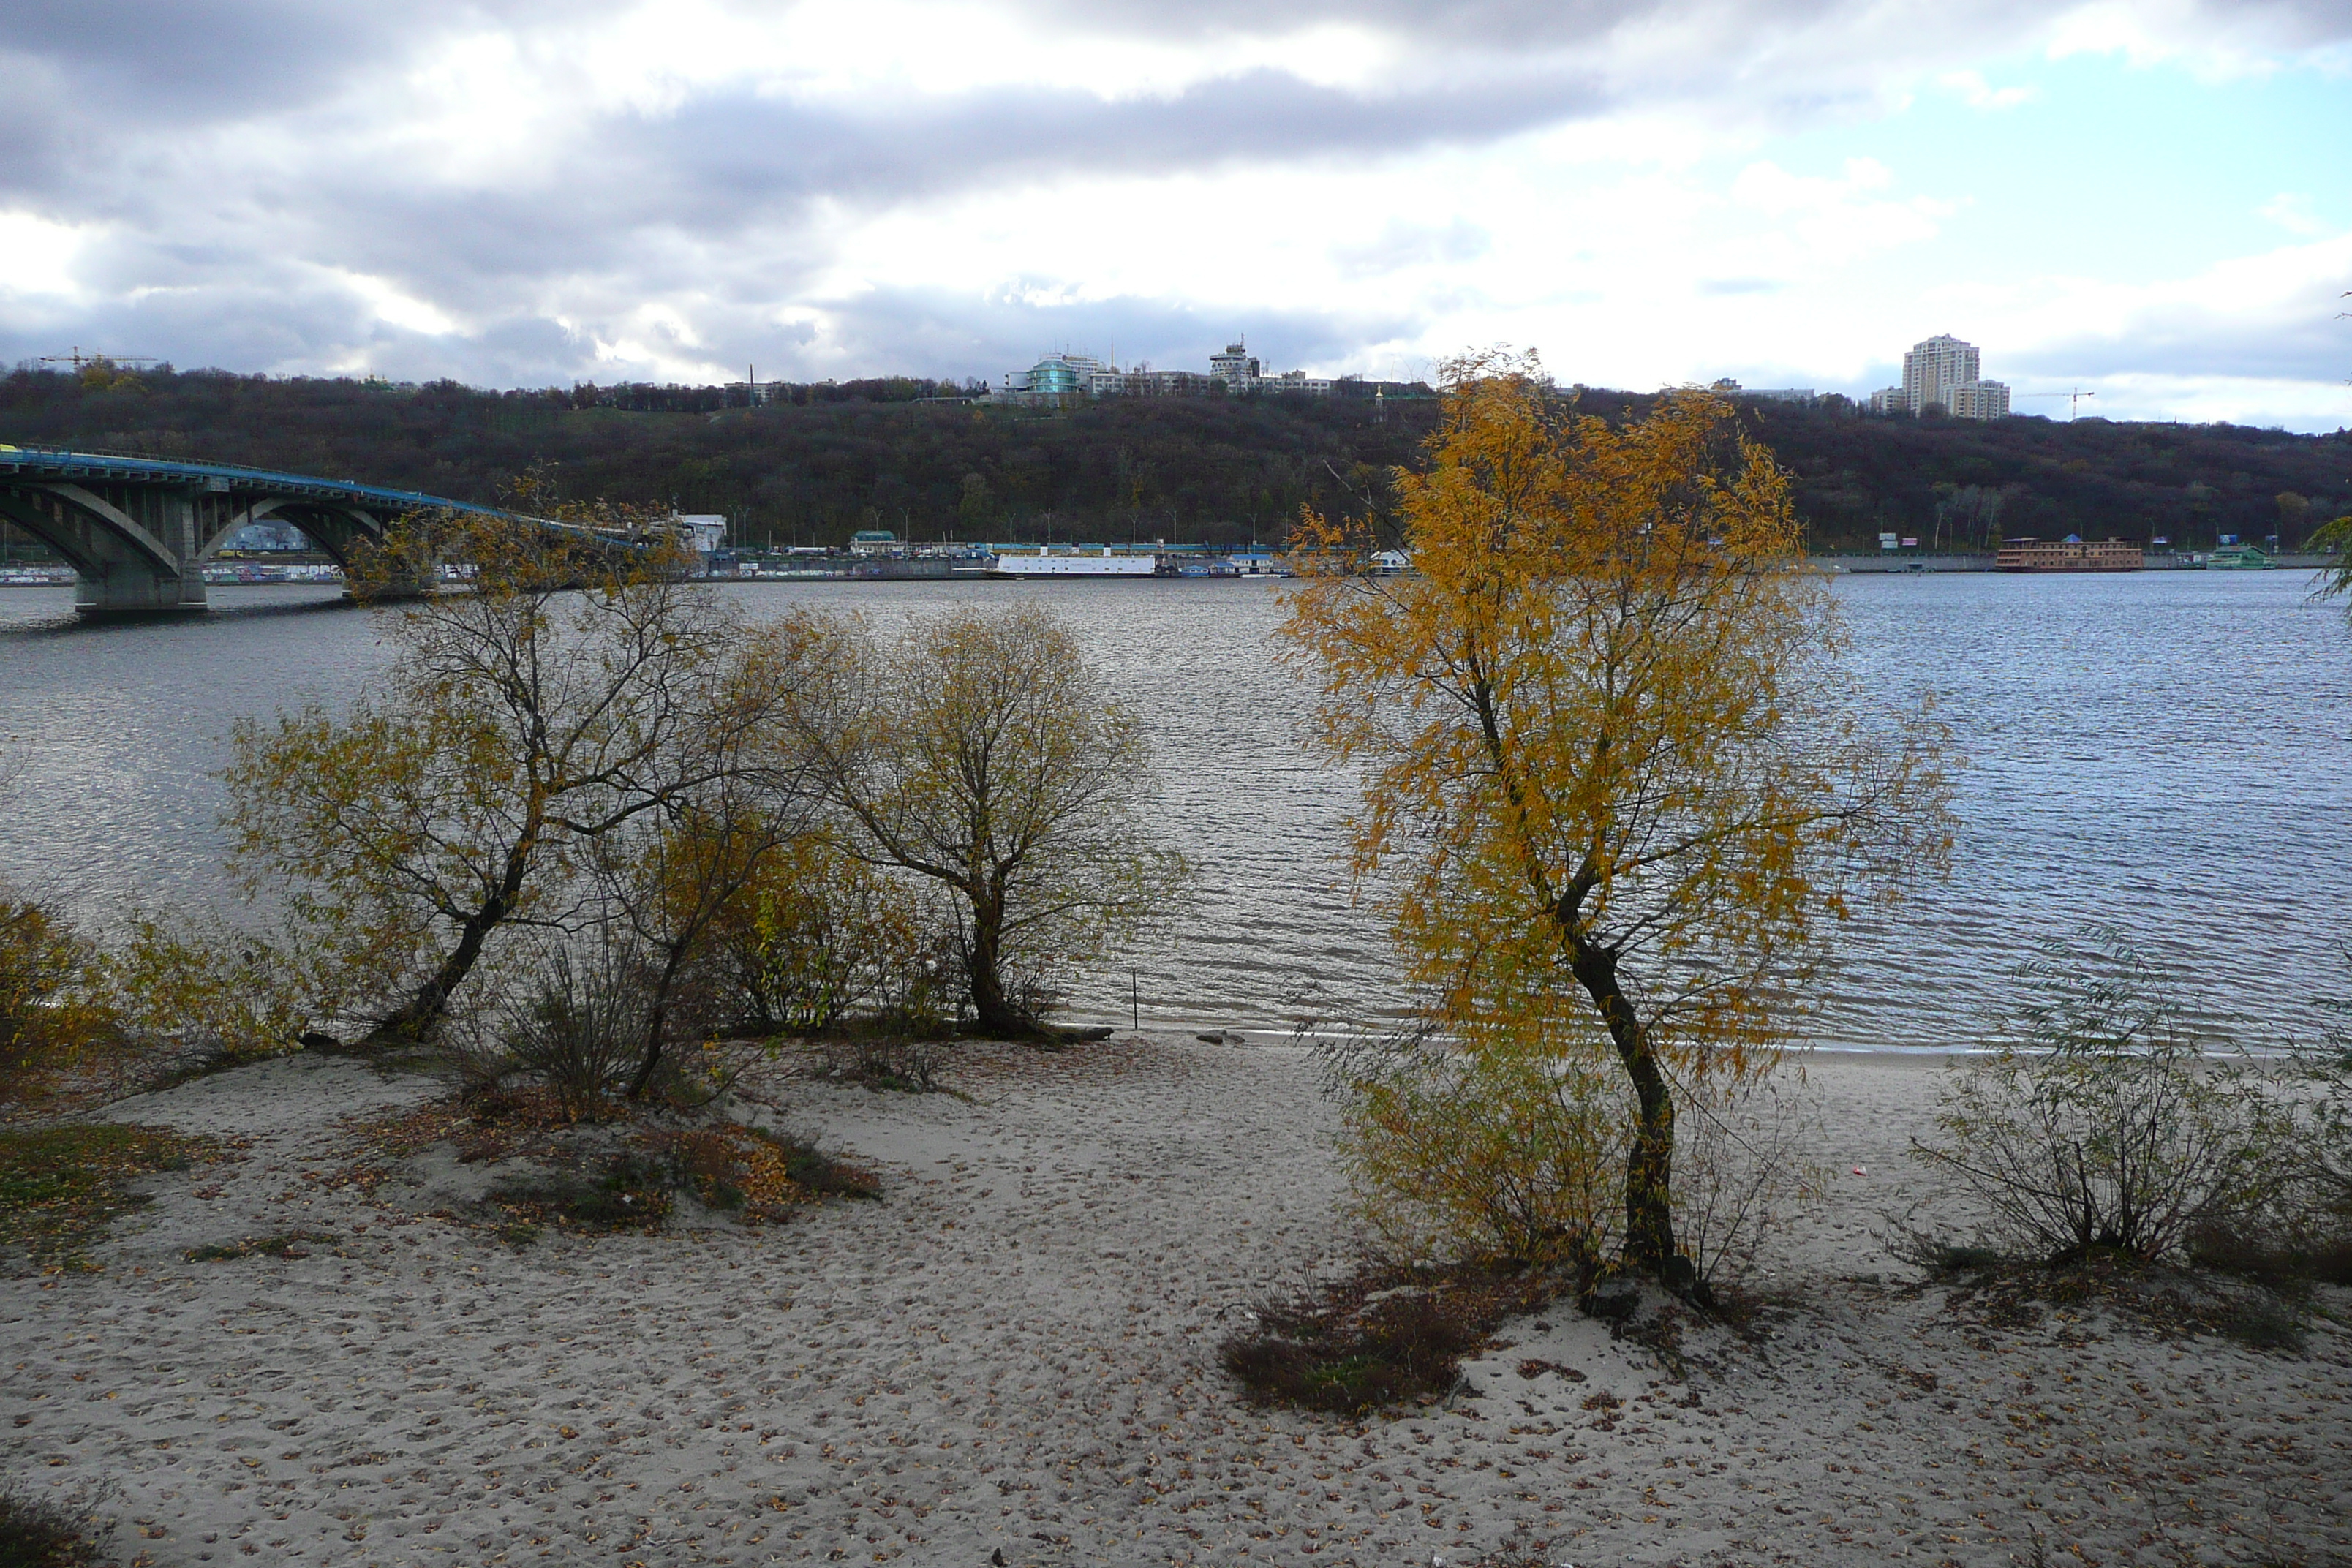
(848, 528), (898, 556)
(1209, 342), (1262, 394)
(1995, 535), (2142, 572)
(1867, 334), (2010, 421)
(999, 353), (1109, 401)
(673, 513), (727, 554)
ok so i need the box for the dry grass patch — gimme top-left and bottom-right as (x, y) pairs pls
(0, 1123), (230, 1273)
(1221, 1261), (1575, 1417)
(1919, 1245), (2323, 1354)
(482, 1123), (880, 1244)
(0, 1486), (114, 1568)
(184, 1230), (339, 1262)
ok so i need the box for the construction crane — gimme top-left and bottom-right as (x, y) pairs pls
(39, 347), (159, 372)
(2020, 387), (2098, 419)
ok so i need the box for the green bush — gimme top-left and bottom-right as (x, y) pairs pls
(719, 838), (951, 1036)
(108, 905), (424, 1063)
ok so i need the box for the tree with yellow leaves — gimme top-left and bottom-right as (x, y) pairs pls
(1282, 353), (1952, 1280)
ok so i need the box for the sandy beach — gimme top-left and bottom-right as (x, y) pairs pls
(4, 1038), (2345, 1567)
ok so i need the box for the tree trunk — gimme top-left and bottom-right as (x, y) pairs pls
(371, 895), (504, 1044)
(1567, 940), (1678, 1273)
(371, 821), (540, 1045)
(629, 942), (690, 1099)
(962, 889), (1033, 1036)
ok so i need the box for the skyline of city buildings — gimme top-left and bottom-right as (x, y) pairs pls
(995, 341), (1414, 406)
(994, 334), (2024, 419)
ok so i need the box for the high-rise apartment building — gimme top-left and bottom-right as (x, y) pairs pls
(1948, 380), (2010, 420)
(1902, 334), (1979, 412)
(1878, 334), (2008, 421)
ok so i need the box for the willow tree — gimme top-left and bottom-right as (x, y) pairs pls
(1282, 355), (1951, 1277)
(224, 507), (768, 1044)
(780, 602), (1183, 1037)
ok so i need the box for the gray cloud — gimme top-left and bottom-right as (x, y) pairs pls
(0, 1), (636, 124)
(1, 0), (2346, 399)
(2014, 292), (2352, 388)
(1007, 0), (2352, 50)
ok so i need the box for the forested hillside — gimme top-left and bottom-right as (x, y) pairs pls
(4, 365), (2346, 553)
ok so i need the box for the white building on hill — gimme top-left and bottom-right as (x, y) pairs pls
(1873, 334), (2010, 421)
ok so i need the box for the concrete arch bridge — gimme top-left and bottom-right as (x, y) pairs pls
(0, 447), (652, 614)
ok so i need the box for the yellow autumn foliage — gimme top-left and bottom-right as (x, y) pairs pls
(1284, 351), (1952, 1275)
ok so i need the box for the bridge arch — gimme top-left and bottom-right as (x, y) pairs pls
(0, 448), (649, 615)
(196, 498), (388, 569)
(0, 483), (206, 611)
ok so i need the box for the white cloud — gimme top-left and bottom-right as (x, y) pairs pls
(322, 268), (464, 338)
(2260, 192), (2329, 237)
(0, 211), (91, 299)
(1940, 68), (2036, 108)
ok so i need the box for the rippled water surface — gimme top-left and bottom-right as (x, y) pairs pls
(3, 572), (2348, 1048)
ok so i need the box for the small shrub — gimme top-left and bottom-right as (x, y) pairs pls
(2215, 1292), (2308, 1354)
(2188, 1218), (2352, 1289)
(811, 1034), (955, 1093)
(1672, 1066), (1825, 1292)
(1329, 1022), (1626, 1275)
(0, 1486), (113, 1568)
(0, 896), (113, 1098)
(500, 938), (651, 1115)
(1912, 932), (2300, 1267)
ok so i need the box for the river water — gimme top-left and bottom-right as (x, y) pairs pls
(2, 572), (2347, 1050)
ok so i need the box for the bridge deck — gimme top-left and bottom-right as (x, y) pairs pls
(0, 445), (512, 519)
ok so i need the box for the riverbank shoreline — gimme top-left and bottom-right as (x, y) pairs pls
(4, 1036), (2343, 1566)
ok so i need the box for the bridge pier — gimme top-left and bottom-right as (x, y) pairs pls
(72, 489), (208, 616)
(73, 564), (208, 614)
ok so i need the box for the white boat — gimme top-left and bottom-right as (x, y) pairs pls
(986, 547), (1158, 579)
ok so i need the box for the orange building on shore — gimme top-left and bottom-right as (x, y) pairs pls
(1994, 536), (2144, 572)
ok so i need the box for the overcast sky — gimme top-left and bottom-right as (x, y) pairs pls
(1, 0), (2346, 426)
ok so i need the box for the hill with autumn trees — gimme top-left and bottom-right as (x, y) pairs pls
(3, 365), (2347, 554)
